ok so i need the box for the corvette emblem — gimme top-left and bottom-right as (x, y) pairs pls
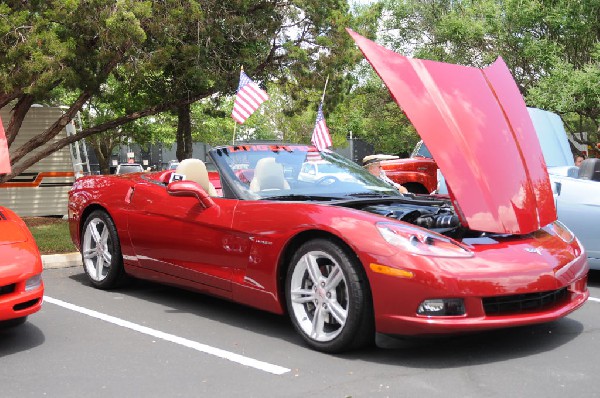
(525, 247), (543, 255)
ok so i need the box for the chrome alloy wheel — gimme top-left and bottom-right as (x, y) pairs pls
(289, 250), (349, 342)
(82, 217), (113, 282)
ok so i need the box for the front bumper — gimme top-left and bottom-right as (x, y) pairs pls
(0, 277), (44, 322)
(365, 241), (589, 336)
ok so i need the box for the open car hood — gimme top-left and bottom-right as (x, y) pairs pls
(0, 115), (10, 174)
(348, 29), (556, 234)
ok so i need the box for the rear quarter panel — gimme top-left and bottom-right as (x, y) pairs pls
(68, 174), (138, 257)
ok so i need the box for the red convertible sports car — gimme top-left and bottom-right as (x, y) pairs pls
(0, 118), (44, 327)
(68, 31), (589, 353)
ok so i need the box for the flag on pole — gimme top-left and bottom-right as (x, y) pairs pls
(311, 103), (332, 151)
(231, 70), (269, 124)
(0, 116), (11, 174)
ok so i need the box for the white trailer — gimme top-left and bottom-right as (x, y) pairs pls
(0, 106), (78, 217)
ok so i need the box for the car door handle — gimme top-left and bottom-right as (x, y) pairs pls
(553, 181), (562, 196)
(125, 186), (135, 204)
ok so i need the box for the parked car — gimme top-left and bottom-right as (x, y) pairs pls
(68, 33), (588, 353)
(115, 163), (144, 174)
(298, 160), (360, 184)
(0, 119), (44, 327)
(166, 160), (179, 170)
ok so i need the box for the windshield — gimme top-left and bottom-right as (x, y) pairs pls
(411, 141), (432, 159)
(210, 144), (401, 200)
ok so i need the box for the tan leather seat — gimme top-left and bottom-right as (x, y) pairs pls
(249, 157), (290, 192)
(175, 158), (218, 196)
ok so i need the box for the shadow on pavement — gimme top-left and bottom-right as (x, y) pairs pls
(0, 320), (45, 358)
(67, 269), (587, 368)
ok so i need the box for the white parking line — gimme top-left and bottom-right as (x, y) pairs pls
(44, 296), (290, 375)
(589, 297), (600, 303)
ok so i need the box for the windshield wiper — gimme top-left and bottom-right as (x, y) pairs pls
(261, 194), (342, 201)
(344, 192), (398, 198)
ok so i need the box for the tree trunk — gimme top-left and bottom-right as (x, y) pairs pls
(0, 92), (21, 110)
(6, 94), (35, 147)
(176, 103), (193, 161)
(89, 133), (117, 175)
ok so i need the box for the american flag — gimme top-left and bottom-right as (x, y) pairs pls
(0, 116), (11, 174)
(231, 70), (269, 124)
(311, 103), (332, 151)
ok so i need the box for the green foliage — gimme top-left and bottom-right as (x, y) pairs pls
(2, 0), (599, 168)
(345, 0), (600, 154)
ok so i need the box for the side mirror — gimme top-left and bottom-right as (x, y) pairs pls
(167, 180), (217, 209)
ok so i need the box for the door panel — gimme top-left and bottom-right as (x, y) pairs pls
(126, 181), (244, 291)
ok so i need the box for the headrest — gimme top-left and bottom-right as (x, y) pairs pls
(578, 158), (600, 182)
(175, 158), (211, 190)
(254, 157), (286, 190)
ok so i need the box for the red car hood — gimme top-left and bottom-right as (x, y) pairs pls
(348, 29), (556, 235)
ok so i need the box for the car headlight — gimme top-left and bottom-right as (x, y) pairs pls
(542, 220), (575, 244)
(25, 274), (43, 291)
(376, 222), (473, 258)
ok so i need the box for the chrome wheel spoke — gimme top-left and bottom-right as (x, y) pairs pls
(327, 300), (347, 326)
(305, 253), (323, 285)
(100, 226), (109, 247)
(101, 250), (112, 265)
(95, 256), (104, 280)
(82, 248), (96, 260)
(88, 220), (103, 245)
(310, 305), (326, 339)
(324, 265), (343, 291)
(291, 288), (316, 304)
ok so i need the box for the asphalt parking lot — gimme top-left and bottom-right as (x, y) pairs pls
(2, 265), (600, 398)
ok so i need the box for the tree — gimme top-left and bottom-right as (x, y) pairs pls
(346, 0), (600, 155)
(0, 0), (150, 181)
(1, 0), (356, 181)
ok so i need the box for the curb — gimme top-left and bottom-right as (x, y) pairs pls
(42, 252), (81, 269)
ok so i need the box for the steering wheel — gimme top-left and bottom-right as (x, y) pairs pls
(315, 175), (340, 186)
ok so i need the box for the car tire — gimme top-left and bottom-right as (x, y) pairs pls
(285, 238), (374, 353)
(81, 210), (128, 289)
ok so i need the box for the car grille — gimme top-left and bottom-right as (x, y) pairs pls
(483, 287), (569, 315)
(0, 284), (16, 296)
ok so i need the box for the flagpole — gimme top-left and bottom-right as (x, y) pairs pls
(232, 65), (244, 145)
(320, 75), (330, 104)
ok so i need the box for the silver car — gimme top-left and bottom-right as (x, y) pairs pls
(529, 108), (600, 270)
